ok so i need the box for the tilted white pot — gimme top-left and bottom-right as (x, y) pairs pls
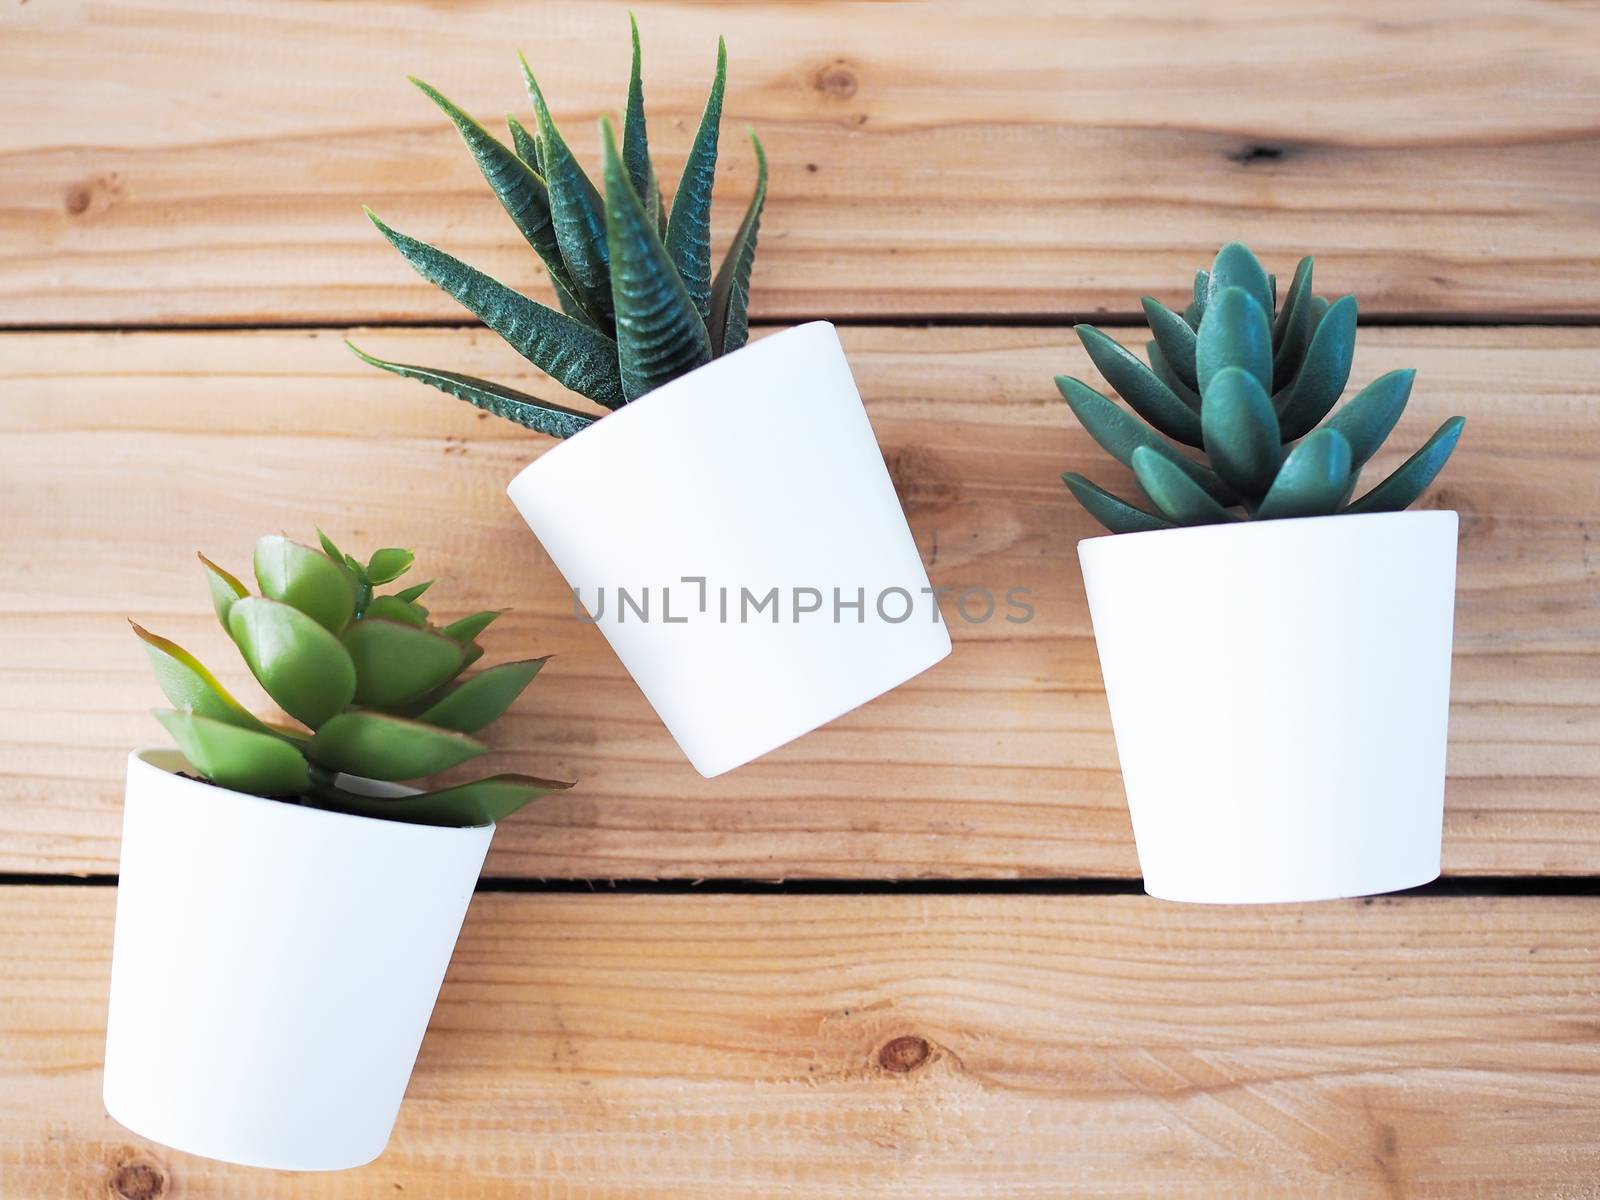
(104, 750), (492, 1170)
(508, 321), (951, 777)
(1078, 511), (1458, 904)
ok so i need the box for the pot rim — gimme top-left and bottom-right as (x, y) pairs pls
(1078, 507), (1457, 552)
(127, 747), (495, 836)
(506, 320), (837, 492)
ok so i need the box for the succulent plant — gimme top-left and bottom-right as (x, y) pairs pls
(1057, 242), (1465, 532)
(349, 17), (768, 438)
(133, 530), (571, 827)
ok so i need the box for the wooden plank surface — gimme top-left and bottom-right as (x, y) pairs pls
(6, 0), (1600, 326)
(4, 887), (1598, 1198)
(3, 324), (1596, 879)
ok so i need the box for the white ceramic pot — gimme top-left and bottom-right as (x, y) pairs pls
(1078, 511), (1458, 904)
(508, 321), (951, 777)
(104, 750), (492, 1170)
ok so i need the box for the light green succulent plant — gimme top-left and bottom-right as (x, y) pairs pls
(1058, 242), (1465, 532)
(133, 530), (570, 827)
(349, 17), (768, 438)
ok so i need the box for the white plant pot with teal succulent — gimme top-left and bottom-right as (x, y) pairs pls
(1059, 244), (1465, 904)
(353, 21), (949, 777)
(107, 532), (569, 1169)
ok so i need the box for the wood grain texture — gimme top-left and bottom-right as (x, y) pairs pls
(5, 0), (1600, 325)
(2, 324), (1596, 878)
(3, 887), (1598, 1198)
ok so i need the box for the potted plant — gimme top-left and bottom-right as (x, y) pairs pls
(105, 530), (570, 1170)
(350, 19), (950, 778)
(1057, 242), (1466, 904)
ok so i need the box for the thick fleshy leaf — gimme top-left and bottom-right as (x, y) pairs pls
(1276, 295), (1359, 440)
(1130, 446), (1239, 526)
(521, 55), (615, 329)
(1346, 417), (1466, 514)
(1056, 375), (1234, 504)
(308, 711), (486, 781)
(1324, 368), (1416, 470)
(345, 342), (600, 437)
(503, 115), (593, 321)
(1257, 429), (1353, 520)
(663, 38), (727, 320)
(1196, 286), (1272, 396)
(1271, 256), (1316, 384)
(154, 710), (311, 796)
(253, 535), (355, 634)
(198, 552), (248, 627)
(1186, 270), (1209, 329)
(707, 131), (767, 355)
(622, 14), (658, 221)
(132, 622), (269, 732)
(1141, 297), (1198, 391)
(365, 595), (428, 627)
(1146, 340), (1199, 411)
(342, 618), (465, 708)
(364, 547), (413, 585)
(1201, 367), (1282, 500)
(507, 113), (541, 172)
(442, 610), (502, 644)
(227, 597), (356, 728)
(393, 579), (434, 604)
(1060, 472), (1174, 535)
(411, 78), (585, 305)
(314, 772), (572, 828)
(365, 214), (624, 408)
(1076, 325), (1202, 446)
(418, 657), (549, 733)
(1205, 243), (1273, 318)
(601, 118), (712, 400)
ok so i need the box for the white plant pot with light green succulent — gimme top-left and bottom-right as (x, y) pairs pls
(353, 21), (949, 777)
(106, 531), (570, 1170)
(1059, 244), (1465, 904)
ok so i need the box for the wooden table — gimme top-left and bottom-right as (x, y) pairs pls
(3, 2), (1598, 1195)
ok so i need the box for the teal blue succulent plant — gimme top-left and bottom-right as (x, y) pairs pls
(1058, 242), (1465, 532)
(349, 17), (768, 438)
(133, 530), (571, 827)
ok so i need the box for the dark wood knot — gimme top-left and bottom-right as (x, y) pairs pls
(109, 1160), (167, 1200)
(813, 60), (858, 99)
(878, 1034), (932, 1073)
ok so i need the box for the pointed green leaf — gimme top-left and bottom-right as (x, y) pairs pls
(345, 342), (600, 437)
(622, 14), (656, 209)
(132, 622), (270, 733)
(442, 610), (502, 644)
(662, 37), (727, 320)
(308, 711), (486, 781)
(154, 710), (311, 797)
(253, 535), (355, 634)
(418, 657), (549, 734)
(1130, 446), (1239, 526)
(1076, 325), (1202, 447)
(1205, 242), (1273, 317)
(1346, 417), (1466, 514)
(341, 618), (464, 709)
(507, 113), (541, 172)
(1055, 375), (1235, 504)
(314, 772), (572, 828)
(1196, 286), (1272, 397)
(410, 78), (589, 313)
(1186, 270), (1209, 329)
(365, 595), (428, 627)
(364, 547), (414, 585)
(1201, 366), (1282, 500)
(1146, 340), (1199, 411)
(708, 130), (767, 355)
(1271, 256), (1315, 379)
(393, 579), (434, 604)
(316, 528), (344, 562)
(1060, 472), (1174, 535)
(601, 117), (712, 399)
(521, 55), (615, 328)
(1324, 368), (1416, 470)
(227, 597), (356, 728)
(198, 552), (248, 627)
(1277, 295), (1359, 440)
(364, 215), (625, 409)
(1141, 297), (1198, 391)
(1257, 429), (1353, 520)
